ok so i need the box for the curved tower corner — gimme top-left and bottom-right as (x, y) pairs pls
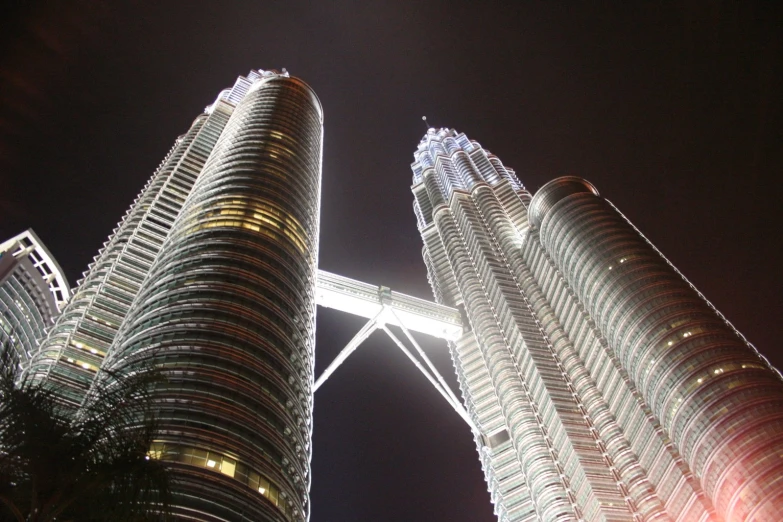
(96, 72), (322, 521)
(531, 176), (783, 522)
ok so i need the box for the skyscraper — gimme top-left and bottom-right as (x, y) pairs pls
(29, 70), (322, 521)
(411, 128), (783, 522)
(0, 230), (69, 366)
(18, 68), (781, 522)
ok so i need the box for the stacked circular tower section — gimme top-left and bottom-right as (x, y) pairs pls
(104, 76), (322, 522)
(530, 177), (783, 522)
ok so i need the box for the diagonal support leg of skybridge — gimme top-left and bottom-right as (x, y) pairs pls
(313, 305), (477, 434)
(313, 310), (382, 393)
(388, 307), (466, 419)
(378, 323), (479, 433)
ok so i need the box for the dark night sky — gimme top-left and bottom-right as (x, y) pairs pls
(1, 2), (781, 521)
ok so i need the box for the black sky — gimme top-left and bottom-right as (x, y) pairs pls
(1, 2), (781, 521)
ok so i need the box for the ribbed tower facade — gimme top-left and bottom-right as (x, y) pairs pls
(30, 70), (322, 521)
(26, 76), (241, 405)
(411, 128), (783, 522)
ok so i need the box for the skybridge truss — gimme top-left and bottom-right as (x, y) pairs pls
(314, 270), (476, 433)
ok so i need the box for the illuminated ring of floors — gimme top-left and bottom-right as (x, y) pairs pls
(107, 76), (322, 522)
(531, 176), (783, 521)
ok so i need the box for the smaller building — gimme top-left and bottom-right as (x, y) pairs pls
(0, 230), (69, 367)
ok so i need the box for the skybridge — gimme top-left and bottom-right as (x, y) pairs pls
(314, 270), (476, 433)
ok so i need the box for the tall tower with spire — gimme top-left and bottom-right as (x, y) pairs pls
(410, 127), (783, 522)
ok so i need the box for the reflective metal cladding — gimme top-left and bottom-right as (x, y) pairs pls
(105, 73), (323, 521)
(32, 70), (322, 522)
(411, 127), (783, 522)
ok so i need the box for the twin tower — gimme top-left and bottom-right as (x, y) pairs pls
(24, 70), (783, 521)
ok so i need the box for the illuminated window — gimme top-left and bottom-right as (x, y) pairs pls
(259, 477), (270, 498)
(220, 457), (236, 478)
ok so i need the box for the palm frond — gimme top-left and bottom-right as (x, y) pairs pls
(0, 341), (172, 521)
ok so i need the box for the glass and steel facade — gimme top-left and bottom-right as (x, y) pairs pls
(103, 73), (322, 521)
(0, 230), (69, 366)
(25, 80), (241, 407)
(411, 128), (783, 522)
(30, 70), (323, 522)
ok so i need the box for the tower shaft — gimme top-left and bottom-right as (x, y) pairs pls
(412, 128), (783, 521)
(32, 71), (322, 522)
(103, 75), (322, 521)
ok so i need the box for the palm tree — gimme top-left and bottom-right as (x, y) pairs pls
(0, 343), (171, 521)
